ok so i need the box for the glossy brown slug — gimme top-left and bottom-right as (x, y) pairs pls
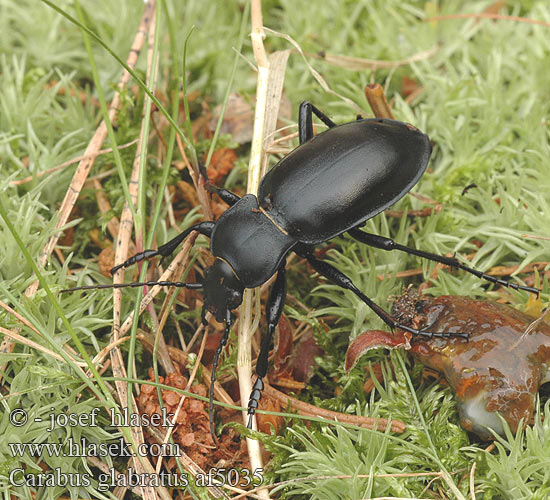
(346, 290), (550, 439)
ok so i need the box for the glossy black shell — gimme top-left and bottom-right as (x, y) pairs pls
(258, 118), (431, 244)
(211, 195), (296, 288)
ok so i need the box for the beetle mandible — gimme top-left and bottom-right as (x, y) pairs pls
(65, 101), (539, 437)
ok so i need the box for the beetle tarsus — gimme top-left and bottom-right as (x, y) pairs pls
(206, 186), (241, 207)
(247, 376), (265, 429)
(298, 101), (337, 144)
(246, 261), (287, 432)
(199, 160), (241, 206)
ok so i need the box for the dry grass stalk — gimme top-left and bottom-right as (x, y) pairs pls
(10, 140), (137, 186)
(308, 45), (440, 71)
(236, 2), (292, 499)
(263, 384), (406, 433)
(0, 325), (87, 368)
(107, 6), (169, 500)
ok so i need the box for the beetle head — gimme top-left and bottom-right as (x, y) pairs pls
(202, 258), (244, 322)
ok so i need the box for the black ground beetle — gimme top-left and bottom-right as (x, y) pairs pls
(65, 101), (539, 437)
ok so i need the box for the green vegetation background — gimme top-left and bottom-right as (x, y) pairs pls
(1, 0), (549, 499)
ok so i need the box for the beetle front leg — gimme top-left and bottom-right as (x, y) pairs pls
(348, 228), (540, 295)
(298, 101), (337, 144)
(111, 221), (215, 274)
(247, 259), (287, 429)
(301, 252), (468, 339)
(199, 160), (241, 206)
(204, 184), (241, 207)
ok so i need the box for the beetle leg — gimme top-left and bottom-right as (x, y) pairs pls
(209, 308), (233, 443)
(302, 251), (468, 339)
(204, 184), (241, 206)
(348, 228), (540, 296)
(110, 221), (215, 274)
(199, 159), (241, 206)
(299, 101), (337, 144)
(247, 259), (287, 429)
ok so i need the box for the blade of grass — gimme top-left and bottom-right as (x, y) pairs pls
(204, 3), (250, 169)
(395, 351), (467, 500)
(73, 4), (170, 499)
(41, 0), (194, 152)
(73, 0), (137, 225)
(124, 0), (162, 411)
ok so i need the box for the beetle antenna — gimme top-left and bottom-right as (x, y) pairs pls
(209, 308), (232, 444)
(61, 281), (203, 293)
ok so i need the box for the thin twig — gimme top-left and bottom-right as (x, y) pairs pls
(263, 384), (406, 433)
(10, 140), (138, 186)
(306, 45), (440, 71)
(384, 205), (442, 218)
(425, 13), (550, 27)
(92, 336), (131, 368)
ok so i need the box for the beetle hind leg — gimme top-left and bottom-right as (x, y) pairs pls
(348, 228), (540, 296)
(301, 250), (468, 339)
(299, 101), (337, 144)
